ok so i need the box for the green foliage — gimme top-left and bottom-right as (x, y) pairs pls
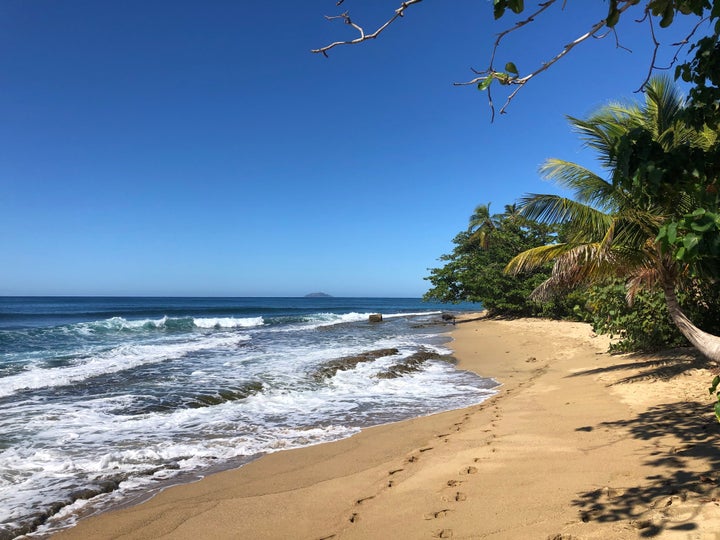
(493, 1), (720, 128)
(677, 28), (720, 130)
(493, 0), (525, 20)
(709, 375), (720, 422)
(575, 279), (720, 352)
(476, 69), (519, 91)
(424, 209), (567, 317)
(575, 282), (688, 352)
(657, 208), (720, 277)
(497, 0), (714, 29)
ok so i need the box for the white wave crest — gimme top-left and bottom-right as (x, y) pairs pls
(383, 311), (443, 319)
(74, 316), (169, 333)
(306, 311), (444, 329)
(0, 334), (250, 398)
(192, 317), (264, 329)
(311, 312), (372, 328)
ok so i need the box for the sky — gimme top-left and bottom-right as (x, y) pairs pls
(0, 1), (706, 297)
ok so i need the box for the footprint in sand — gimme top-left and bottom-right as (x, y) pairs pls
(424, 509), (452, 520)
(419, 446), (433, 453)
(433, 529), (453, 539)
(446, 479), (464, 487)
(356, 496), (375, 505)
(349, 513), (359, 523)
(460, 466), (478, 475)
(454, 492), (467, 502)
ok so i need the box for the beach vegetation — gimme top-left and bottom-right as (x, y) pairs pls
(424, 205), (576, 317)
(506, 76), (720, 361)
(575, 280), (720, 352)
(709, 375), (720, 421)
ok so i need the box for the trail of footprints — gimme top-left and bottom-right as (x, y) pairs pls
(426, 406), (502, 539)
(318, 403), (505, 540)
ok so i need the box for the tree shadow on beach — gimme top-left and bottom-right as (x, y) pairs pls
(568, 347), (714, 384)
(571, 399), (720, 537)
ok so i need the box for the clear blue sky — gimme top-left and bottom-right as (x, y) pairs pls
(0, 1), (703, 297)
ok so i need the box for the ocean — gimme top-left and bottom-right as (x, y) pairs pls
(0, 297), (497, 539)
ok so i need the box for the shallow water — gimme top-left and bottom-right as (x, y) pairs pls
(0, 297), (496, 538)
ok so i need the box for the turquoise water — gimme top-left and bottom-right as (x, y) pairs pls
(0, 297), (495, 538)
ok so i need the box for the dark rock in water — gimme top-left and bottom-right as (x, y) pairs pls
(368, 314), (383, 323)
(409, 313), (461, 329)
(376, 348), (454, 379)
(305, 292), (332, 298)
(4, 474), (129, 540)
(188, 382), (264, 409)
(313, 348), (400, 380)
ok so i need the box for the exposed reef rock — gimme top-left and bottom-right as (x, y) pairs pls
(312, 348), (400, 380)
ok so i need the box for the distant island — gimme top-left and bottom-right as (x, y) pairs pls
(304, 292), (333, 298)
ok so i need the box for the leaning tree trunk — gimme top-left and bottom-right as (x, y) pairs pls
(662, 281), (720, 362)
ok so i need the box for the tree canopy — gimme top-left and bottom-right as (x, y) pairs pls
(424, 208), (571, 317)
(505, 77), (720, 361)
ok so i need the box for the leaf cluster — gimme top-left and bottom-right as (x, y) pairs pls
(576, 278), (720, 352)
(493, 0), (525, 20)
(709, 374), (720, 421)
(576, 281), (688, 351)
(424, 210), (572, 317)
(657, 208), (720, 276)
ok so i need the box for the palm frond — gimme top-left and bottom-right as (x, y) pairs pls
(643, 75), (684, 139)
(539, 159), (620, 210)
(626, 266), (662, 305)
(504, 243), (572, 275)
(527, 243), (620, 301)
(510, 76), (710, 306)
(519, 194), (613, 242)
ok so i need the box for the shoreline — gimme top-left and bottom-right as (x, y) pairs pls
(52, 316), (720, 539)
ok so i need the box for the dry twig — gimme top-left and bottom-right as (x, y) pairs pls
(311, 0), (424, 57)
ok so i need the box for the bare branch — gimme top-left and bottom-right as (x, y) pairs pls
(487, 85), (496, 123)
(611, 28), (633, 53)
(456, 0), (639, 117)
(312, 0), (711, 118)
(311, 0), (424, 57)
(664, 16), (710, 68)
(488, 1), (559, 72)
(635, 10), (661, 91)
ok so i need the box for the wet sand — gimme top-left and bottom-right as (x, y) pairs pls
(53, 317), (720, 539)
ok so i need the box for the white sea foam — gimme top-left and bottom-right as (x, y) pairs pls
(305, 312), (372, 328)
(0, 334), (250, 397)
(300, 311), (445, 329)
(75, 316), (169, 333)
(192, 316), (264, 329)
(383, 310), (443, 319)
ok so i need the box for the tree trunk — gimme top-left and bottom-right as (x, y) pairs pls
(662, 281), (720, 362)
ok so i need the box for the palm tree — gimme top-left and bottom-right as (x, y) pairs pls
(505, 77), (720, 361)
(468, 202), (501, 249)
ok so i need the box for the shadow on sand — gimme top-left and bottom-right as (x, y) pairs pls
(569, 349), (720, 537)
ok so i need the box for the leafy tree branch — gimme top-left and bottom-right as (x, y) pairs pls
(313, 1), (719, 119)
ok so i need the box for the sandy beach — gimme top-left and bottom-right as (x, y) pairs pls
(52, 316), (720, 540)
